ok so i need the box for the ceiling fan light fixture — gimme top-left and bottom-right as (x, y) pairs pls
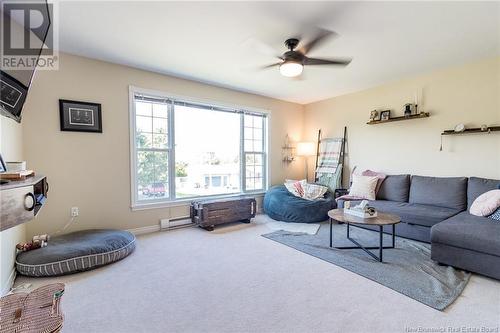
(279, 61), (303, 77)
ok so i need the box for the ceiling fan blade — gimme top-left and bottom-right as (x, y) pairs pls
(242, 37), (282, 59)
(304, 57), (351, 66)
(258, 62), (282, 70)
(298, 28), (337, 55)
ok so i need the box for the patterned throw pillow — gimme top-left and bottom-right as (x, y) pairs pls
(284, 179), (306, 198)
(489, 207), (500, 221)
(283, 179), (328, 201)
(302, 183), (328, 201)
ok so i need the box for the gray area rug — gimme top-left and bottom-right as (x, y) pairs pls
(262, 223), (471, 310)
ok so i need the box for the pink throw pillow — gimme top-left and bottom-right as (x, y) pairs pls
(470, 190), (500, 217)
(362, 170), (387, 194)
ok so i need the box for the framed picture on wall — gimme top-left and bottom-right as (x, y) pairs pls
(369, 110), (380, 121)
(59, 99), (102, 133)
(0, 154), (6, 173)
(380, 110), (391, 121)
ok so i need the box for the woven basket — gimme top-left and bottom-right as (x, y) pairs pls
(0, 283), (64, 333)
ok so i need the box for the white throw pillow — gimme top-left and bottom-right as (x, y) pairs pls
(348, 174), (379, 200)
(470, 190), (500, 217)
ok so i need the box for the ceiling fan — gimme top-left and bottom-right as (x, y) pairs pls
(259, 30), (352, 78)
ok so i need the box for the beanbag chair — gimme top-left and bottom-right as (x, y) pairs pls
(264, 185), (335, 223)
(16, 229), (135, 277)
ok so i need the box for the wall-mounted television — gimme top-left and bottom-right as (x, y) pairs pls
(0, 0), (51, 123)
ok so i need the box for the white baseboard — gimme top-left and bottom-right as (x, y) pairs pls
(128, 211), (263, 236)
(160, 217), (191, 230)
(127, 225), (161, 236)
(127, 219), (193, 236)
(1, 268), (17, 296)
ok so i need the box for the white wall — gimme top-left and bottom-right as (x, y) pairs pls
(304, 57), (500, 183)
(0, 117), (26, 294)
(22, 53), (305, 237)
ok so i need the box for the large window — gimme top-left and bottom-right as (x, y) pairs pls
(130, 88), (268, 207)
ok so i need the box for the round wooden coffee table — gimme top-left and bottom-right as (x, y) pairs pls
(328, 208), (401, 262)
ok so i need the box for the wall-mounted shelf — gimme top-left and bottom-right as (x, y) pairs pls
(282, 134), (295, 163)
(0, 175), (48, 232)
(367, 112), (430, 125)
(441, 126), (500, 136)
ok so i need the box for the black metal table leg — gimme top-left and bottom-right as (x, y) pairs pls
(330, 223), (397, 262)
(379, 226), (383, 262)
(329, 218), (333, 248)
(392, 224), (396, 247)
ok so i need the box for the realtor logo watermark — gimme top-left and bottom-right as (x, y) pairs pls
(1, 0), (59, 70)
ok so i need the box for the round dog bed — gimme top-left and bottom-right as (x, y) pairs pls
(263, 185), (335, 223)
(16, 229), (136, 277)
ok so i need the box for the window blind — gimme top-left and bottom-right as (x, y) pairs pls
(134, 93), (267, 117)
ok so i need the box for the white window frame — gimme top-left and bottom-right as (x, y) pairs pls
(242, 113), (268, 193)
(129, 86), (270, 210)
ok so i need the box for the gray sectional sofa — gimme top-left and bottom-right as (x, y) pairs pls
(337, 175), (500, 280)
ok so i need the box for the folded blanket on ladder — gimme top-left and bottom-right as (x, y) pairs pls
(316, 138), (344, 192)
(316, 138), (343, 174)
(317, 164), (342, 193)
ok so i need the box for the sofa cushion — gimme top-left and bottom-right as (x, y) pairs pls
(371, 201), (461, 227)
(339, 200), (460, 227)
(467, 177), (500, 209)
(376, 174), (410, 202)
(431, 212), (500, 257)
(409, 176), (467, 210)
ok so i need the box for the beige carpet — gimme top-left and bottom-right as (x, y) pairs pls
(259, 214), (321, 235)
(14, 215), (500, 333)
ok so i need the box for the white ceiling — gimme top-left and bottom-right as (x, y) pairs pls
(57, 1), (500, 104)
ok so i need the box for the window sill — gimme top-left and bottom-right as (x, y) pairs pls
(131, 191), (267, 211)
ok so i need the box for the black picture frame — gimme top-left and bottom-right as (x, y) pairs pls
(380, 110), (391, 121)
(0, 154), (7, 173)
(0, 71), (28, 123)
(59, 99), (102, 133)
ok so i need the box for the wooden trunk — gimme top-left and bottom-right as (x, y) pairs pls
(191, 197), (256, 231)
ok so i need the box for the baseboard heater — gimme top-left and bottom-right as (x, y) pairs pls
(160, 216), (193, 231)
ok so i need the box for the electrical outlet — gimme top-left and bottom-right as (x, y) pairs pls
(71, 207), (79, 217)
